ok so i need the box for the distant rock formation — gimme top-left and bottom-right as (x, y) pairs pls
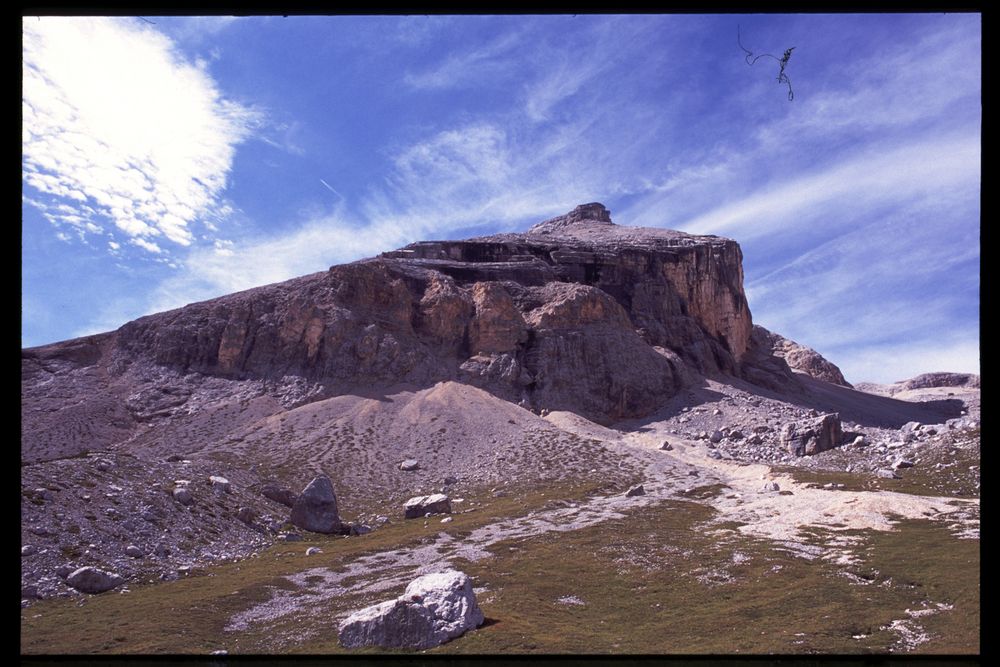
(856, 372), (980, 397)
(898, 372), (979, 391)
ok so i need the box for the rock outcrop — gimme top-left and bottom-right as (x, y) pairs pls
(289, 476), (342, 534)
(856, 372), (980, 397)
(751, 326), (851, 387)
(897, 372), (979, 391)
(338, 570), (484, 649)
(82, 203), (760, 425)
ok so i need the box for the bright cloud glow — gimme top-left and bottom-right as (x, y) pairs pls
(22, 17), (258, 254)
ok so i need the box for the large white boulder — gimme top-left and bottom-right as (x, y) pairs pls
(339, 570), (484, 649)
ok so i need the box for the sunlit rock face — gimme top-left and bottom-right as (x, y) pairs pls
(27, 203), (764, 426)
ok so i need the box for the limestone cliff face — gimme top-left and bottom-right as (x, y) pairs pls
(33, 203), (763, 425)
(386, 202), (753, 375)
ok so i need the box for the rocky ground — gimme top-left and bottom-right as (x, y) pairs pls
(21, 369), (979, 637)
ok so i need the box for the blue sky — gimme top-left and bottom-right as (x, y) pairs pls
(22, 14), (980, 384)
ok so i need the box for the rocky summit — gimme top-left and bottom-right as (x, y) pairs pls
(25, 203), (781, 437)
(20, 204), (979, 655)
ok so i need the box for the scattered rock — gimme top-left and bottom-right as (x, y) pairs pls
(22, 584), (40, 600)
(399, 459), (420, 471)
(95, 460), (112, 472)
(349, 523), (373, 536)
(443, 475), (459, 485)
(209, 476), (231, 494)
(625, 484), (646, 497)
(125, 545), (143, 558)
(893, 459), (915, 470)
(237, 507), (257, 525)
(901, 421), (922, 433)
(261, 483), (298, 508)
(761, 481), (780, 492)
(22, 545), (37, 557)
(441, 516), (453, 523)
(154, 543), (171, 558)
(279, 533), (303, 542)
(55, 564), (75, 579)
(707, 450), (723, 460)
(165, 454), (185, 462)
(781, 413), (843, 456)
(876, 469), (899, 480)
(556, 595), (586, 606)
(172, 486), (194, 506)
(709, 430), (724, 444)
(338, 570), (484, 649)
(306, 547), (323, 556)
(404, 494), (452, 519)
(66, 566), (124, 594)
(660, 441), (673, 451)
(289, 475), (343, 534)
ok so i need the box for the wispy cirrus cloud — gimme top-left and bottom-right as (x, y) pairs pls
(22, 17), (260, 256)
(672, 133), (979, 239)
(403, 31), (522, 90)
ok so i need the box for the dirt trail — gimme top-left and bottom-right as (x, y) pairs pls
(224, 415), (977, 647)
(619, 428), (978, 559)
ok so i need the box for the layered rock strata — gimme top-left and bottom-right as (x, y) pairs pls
(25, 203), (828, 437)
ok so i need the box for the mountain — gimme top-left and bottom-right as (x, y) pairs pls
(20, 204), (979, 654)
(23, 202), (807, 463)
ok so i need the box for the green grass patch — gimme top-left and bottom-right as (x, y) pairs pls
(21, 475), (977, 655)
(432, 514), (978, 654)
(21, 477), (611, 654)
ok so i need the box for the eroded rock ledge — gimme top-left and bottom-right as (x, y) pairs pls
(95, 203), (767, 424)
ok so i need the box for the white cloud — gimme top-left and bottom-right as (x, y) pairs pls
(130, 238), (163, 254)
(403, 31), (521, 90)
(668, 134), (979, 242)
(22, 17), (259, 256)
